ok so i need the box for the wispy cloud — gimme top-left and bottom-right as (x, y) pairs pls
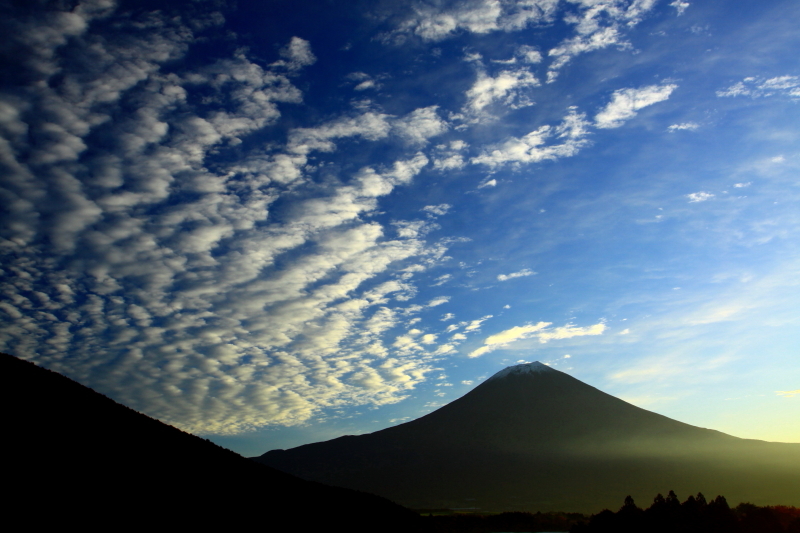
(497, 268), (536, 281)
(668, 122), (699, 132)
(463, 67), (539, 115)
(717, 75), (800, 99)
(686, 191), (714, 203)
(472, 107), (590, 168)
(670, 1), (690, 16)
(776, 390), (800, 398)
(390, 0), (559, 42)
(595, 84), (678, 129)
(468, 321), (605, 357)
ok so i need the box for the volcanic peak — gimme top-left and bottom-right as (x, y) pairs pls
(486, 361), (555, 382)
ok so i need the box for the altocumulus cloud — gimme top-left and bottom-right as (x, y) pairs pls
(0, 2), (456, 435)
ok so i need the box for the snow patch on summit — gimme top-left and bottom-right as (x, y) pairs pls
(486, 361), (554, 382)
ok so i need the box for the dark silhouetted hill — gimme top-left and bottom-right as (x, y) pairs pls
(1, 352), (422, 531)
(256, 362), (800, 513)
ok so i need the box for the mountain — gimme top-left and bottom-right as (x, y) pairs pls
(1, 352), (422, 531)
(255, 362), (800, 513)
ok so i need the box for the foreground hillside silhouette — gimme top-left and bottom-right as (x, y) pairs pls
(257, 362), (800, 513)
(1, 352), (421, 531)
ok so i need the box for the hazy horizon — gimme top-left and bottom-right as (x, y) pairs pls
(1, 0), (798, 457)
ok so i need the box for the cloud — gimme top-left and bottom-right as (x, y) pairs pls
(497, 268), (535, 281)
(427, 296), (450, 307)
(441, 313), (455, 321)
(422, 204), (452, 216)
(273, 36), (317, 70)
(670, 1), (690, 15)
(392, 106), (449, 145)
(686, 191), (714, 202)
(389, 1), (657, 85)
(545, 0), (659, 82)
(431, 274), (453, 286)
(0, 5), (457, 436)
(391, 0), (559, 42)
(478, 178), (498, 188)
(717, 76), (800, 99)
(468, 320), (605, 357)
(471, 107), (590, 168)
(346, 72), (385, 91)
(464, 315), (494, 332)
(595, 84), (677, 129)
(463, 68), (539, 114)
(668, 122), (699, 132)
(776, 390), (800, 398)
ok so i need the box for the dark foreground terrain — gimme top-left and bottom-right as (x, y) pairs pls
(6, 352), (799, 533)
(1, 352), (420, 531)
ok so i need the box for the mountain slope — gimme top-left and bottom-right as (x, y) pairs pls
(1, 352), (421, 531)
(256, 362), (800, 513)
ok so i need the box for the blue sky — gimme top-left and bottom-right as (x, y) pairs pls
(1, 0), (798, 456)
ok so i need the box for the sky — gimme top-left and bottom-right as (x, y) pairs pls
(1, 0), (798, 457)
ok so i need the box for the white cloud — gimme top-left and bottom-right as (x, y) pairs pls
(717, 76), (800, 99)
(595, 84), (677, 129)
(392, 106), (449, 145)
(670, 1), (690, 15)
(545, 0), (659, 82)
(431, 274), (453, 286)
(273, 36), (317, 70)
(433, 154), (466, 170)
(441, 313), (455, 321)
(497, 268), (535, 281)
(427, 296), (451, 307)
(687, 191), (714, 203)
(472, 107), (590, 168)
(422, 204), (452, 216)
(391, 0), (559, 42)
(478, 178), (498, 188)
(468, 321), (606, 357)
(667, 122), (699, 132)
(516, 44), (543, 64)
(776, 390), (800, 398)
(464, 68), (539, 114)
(464, 315), (494, 332)
(734, 182), (751, 188)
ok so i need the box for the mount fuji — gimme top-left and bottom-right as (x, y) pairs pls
(255, 362), (800, 512)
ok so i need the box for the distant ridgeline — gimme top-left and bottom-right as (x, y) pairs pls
(257, 362), (800, 513)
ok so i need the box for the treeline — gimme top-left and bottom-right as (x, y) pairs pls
(416, 494), (800, 533)
(571, 492), (800, 533)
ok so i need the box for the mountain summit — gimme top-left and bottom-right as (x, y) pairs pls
(486, 361), (555, 380)
(256, 363), (800, 512)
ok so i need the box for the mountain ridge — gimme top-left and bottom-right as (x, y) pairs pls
(256, 362), (800, 512)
